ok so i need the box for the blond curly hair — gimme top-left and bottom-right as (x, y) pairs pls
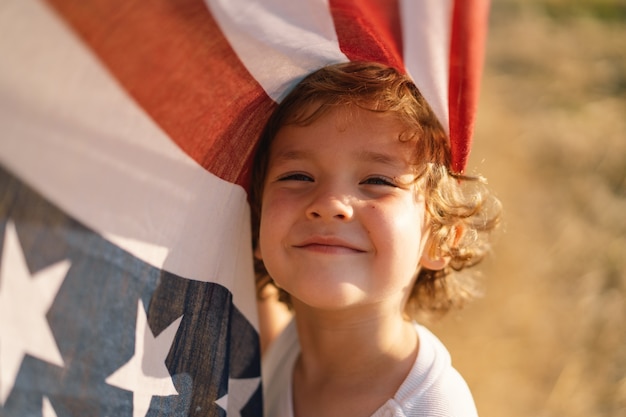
(250, 61), (501, 320)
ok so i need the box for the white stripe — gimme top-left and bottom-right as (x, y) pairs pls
(400, 0), (453, 134)
(204, 0), (348, 102)
(0, 0), (258, 329)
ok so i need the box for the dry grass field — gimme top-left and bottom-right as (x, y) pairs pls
(432, 1), (626, 416)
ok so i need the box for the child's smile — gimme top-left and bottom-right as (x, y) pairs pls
(292, 234), (367, 255)
(257, 104), (430, 312)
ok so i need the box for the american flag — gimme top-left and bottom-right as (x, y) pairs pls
(0, 0), (489, 416)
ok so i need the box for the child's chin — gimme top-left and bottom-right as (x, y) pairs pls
(290, 285), (369, 311)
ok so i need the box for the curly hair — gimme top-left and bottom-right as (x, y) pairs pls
(250, 61), (501, 320)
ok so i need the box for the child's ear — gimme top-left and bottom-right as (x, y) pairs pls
(420, 252), (449, 271)
(418, 231), (449, 271)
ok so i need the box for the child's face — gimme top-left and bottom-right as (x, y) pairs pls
(256, 105), (430, 312)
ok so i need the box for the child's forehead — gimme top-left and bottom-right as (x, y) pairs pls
(270, 105), (419, 163)
(282, 103), (412, 139)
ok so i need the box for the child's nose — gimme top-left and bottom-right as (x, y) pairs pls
(305, 189), (354, 221)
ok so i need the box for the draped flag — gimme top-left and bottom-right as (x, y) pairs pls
(0, 0), (489, 416)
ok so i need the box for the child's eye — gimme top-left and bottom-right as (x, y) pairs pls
(361, 176), (397, 187)
(277, 173), (314, 182)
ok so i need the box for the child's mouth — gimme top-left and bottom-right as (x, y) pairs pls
(294, 236), (366, 254)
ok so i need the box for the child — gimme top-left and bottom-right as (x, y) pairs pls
(250, 61), (500, 417)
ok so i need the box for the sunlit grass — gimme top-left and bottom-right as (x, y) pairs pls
(542, 0), (626, 22)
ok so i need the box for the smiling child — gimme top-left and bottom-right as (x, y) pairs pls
(250, 61), (500, 417)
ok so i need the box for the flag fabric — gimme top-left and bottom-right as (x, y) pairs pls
(0, 0), (489, 416)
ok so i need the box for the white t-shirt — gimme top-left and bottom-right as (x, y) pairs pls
(262, 320), (479, 417)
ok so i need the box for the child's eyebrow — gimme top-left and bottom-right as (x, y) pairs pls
(272, 149), (310, 163)
(271, 149), (408, 169)
(356, 150), (406, 168)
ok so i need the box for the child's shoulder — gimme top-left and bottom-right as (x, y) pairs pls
(374, 324), (478, 417)
(262, 321), (479, 417)
(261, 320), (299, 416)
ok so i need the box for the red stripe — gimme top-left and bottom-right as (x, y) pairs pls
(45, 0), (275, 188)
(329, 0), (404, 72)
(448, 0), (490, 173)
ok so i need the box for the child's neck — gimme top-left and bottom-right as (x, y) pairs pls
(291, 301), (419, 417)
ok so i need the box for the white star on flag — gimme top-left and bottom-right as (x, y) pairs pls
(42, 397), (59, 417)
(0, 221), (70, 405)
(215, 376), (261, 417)
(105, 299), (183, 417)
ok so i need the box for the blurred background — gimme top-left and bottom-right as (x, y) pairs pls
(434, 0), (626, 416)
